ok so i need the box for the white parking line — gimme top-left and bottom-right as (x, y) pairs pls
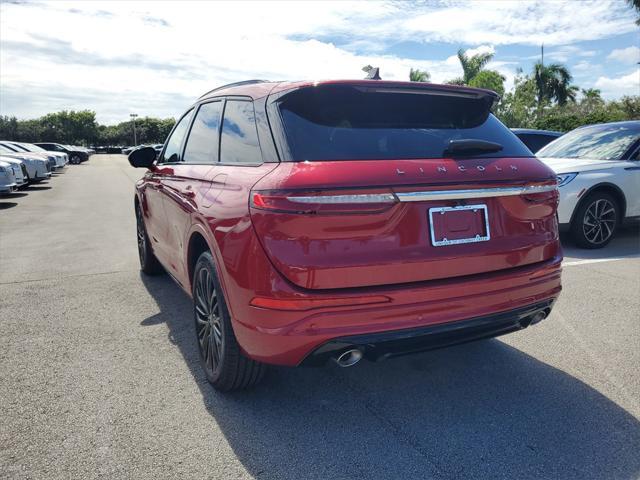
(563, 256), (640, 267)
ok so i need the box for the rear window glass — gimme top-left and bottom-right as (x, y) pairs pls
(278, 85), (531, 161)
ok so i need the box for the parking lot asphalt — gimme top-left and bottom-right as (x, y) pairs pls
(1, 155), (639, 480)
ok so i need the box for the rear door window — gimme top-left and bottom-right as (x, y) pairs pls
(278, 85), (531, 161)
(159, 109), (194, 163)
(220, 100), (262, 164)
(183, 101), (223, 164)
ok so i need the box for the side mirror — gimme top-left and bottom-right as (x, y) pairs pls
(128, 146), (157, 168)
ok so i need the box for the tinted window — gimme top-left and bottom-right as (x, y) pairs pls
(517, 134), (558, 153)
(183, 101), (223, 164)
(0, 143), (18, 153)
(278, 85), (530, 161)
(538, 123), (640, 160)
(9, 143), (30, 152)
(160, 109), (194, 163)
(0, 144), (18, 153)
(220, 100), (262, 164)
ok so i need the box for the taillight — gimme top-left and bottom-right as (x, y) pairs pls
(251, 189), (397, 214)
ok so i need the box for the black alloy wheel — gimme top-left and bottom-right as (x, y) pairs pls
(571, 192), (619, 249)
(135, 203), (163, 274)
(192, 251), (266, 391)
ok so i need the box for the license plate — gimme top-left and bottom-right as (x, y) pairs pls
(428, 204), (490, 247)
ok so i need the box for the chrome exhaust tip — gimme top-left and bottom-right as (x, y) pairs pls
(529, 309), (549, 325)
(334, 349), (363, 368)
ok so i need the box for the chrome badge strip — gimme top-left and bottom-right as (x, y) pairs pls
(395, 184), (557, 202)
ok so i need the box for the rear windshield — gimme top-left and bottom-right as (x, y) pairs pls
(277, 85), (531, 161)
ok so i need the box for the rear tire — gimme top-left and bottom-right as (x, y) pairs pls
(71, 155), (81, 164)
(192, 251), (266, 391)
(135, 203), (163, 275)
(570, 192), (619, 249)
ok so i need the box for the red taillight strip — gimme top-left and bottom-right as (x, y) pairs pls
(285, 193), (396, 204)
(395, 184), (557, 202)
(250, 295), (391, 311)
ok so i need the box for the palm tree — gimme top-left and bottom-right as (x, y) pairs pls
(626, 0), (640, 25)
(533, 61), (576, 108)
(456, 48), (494, 84)
(409, 68), (430, 82)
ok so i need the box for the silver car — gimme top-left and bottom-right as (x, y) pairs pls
(0, 156), (28, 188)
(0, 144), (50, 182)
(0, 160), (19, 194)
(7, 141), (68, 169)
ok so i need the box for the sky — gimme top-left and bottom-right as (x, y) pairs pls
(0, 0), (638, 125)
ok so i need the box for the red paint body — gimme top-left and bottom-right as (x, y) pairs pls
(135, 80), (562, 366)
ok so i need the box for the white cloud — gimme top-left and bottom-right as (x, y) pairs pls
(573, 61), (593, 72)
(544, 45), (598, 63)
(402, 0), (634, 46)
(607, 46), (640, 64)
(0, 0), (636, 123)
(594, 69), (640, 98)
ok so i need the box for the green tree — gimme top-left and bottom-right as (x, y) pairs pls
(450, 48), (494, 85)
(468, 70), (506, 97)
(580, 88), (605, 114)
(495, 72), (538, 127)
(0, 116), (19, 139)
(533, 62), (577, 108)
(409, 68), (430, 82)
(627, 0), (640, 25)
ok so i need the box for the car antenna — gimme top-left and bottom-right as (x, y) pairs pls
(364, 67), (381, 80)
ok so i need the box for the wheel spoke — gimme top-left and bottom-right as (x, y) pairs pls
(600, 207), (614, 217)
(195, 304), (208, 319)
(208, 328), (217, 369)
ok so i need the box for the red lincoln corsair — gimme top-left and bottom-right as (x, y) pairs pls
(129, 80), (562, 391)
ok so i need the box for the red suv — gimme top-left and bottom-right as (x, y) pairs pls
(129, 80), (562, 391)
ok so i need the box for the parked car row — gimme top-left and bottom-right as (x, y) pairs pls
(90, 146), (128, 154)
(0, 140), (93, 195)
(122, 144), (163, 155)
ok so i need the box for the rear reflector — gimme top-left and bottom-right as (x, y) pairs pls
(250, 295), (391, 311)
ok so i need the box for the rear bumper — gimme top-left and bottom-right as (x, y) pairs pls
(0, 182), (17, 194)
(232, 254), (562, 366)
(301, 299), (555, 366)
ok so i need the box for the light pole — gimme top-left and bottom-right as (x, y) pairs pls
(130, 113), (138, 146)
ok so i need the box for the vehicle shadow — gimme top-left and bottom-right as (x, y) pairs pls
(0, 201), (18, 209)
(24, 185), (52, 191)
(140, 273), (640, 480)
(561, 224), (640, 260)
(2, 191), (28, 198)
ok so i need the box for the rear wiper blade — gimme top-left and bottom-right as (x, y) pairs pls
(444, 139), (503, 156)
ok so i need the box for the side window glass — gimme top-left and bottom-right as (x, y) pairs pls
(183, 101), (223, 164)
(160, 109), (194, 163)
(220, 100), (262, 164)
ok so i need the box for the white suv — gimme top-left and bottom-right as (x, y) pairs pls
(537, 121), (640, 248)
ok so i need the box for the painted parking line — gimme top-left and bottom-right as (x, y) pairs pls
(563, 256), (640, 267)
